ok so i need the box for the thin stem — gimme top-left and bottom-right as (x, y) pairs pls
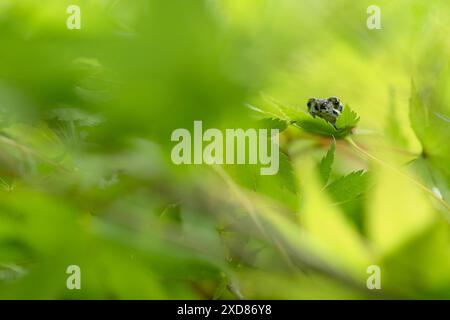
(227, 282), (245, 300)
(346, 136), (450, 214)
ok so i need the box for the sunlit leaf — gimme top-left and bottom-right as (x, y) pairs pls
(335, 105), (360, 130)
(317, 139), (335, 184)
(367, 164), (437, 256)
(297, 159), (370, 276)
(326, 170), (369, 204)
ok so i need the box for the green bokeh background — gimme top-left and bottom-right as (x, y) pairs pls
(0, 0), (449, 299)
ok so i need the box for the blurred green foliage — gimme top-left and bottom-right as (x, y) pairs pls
(0, 0), (449, 299)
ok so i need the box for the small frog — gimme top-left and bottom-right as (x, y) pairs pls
(307, 97), (344, 124)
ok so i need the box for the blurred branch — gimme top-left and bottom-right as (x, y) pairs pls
(212, 165), (299, 272)
(0, 135), (70, 173)
(210, 165), (389, 298)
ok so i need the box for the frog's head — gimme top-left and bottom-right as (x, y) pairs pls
(327, 97), (344, 114)
(307, 96), (344, 123)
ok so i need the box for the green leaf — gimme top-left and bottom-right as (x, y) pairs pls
(380, 222), (450, 298)
(409, 81), (429, 143)
(47, 108), (104, 127)
(224, 151), (298, 211)
(249, 97), (359, 139)
(408, 156), (450, 204)
(256, 117), (288, 132)
(409, 80), (450, 178)
(367, 164), (436, 255)
(317, 139), (336, 184)
(385, 88), (408, 146)
(335, 105), (360, 130)
(297, 160), (371, 274)
(325, 170), (369, 204)
(297, 117), (338, 136)
(260, 93), (307, 122)
(297, 105), (359, 139)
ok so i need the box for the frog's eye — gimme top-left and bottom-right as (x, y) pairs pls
(307, 98), (316, 108)
(328, 97), (340, 104)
